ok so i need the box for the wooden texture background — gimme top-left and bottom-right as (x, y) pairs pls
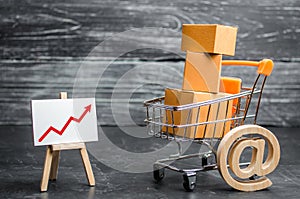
(0, 0), (299, 126)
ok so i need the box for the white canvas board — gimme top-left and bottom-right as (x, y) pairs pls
(31, 98), (98, 146)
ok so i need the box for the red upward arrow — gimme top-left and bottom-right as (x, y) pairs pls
(38, 104), (92, 142)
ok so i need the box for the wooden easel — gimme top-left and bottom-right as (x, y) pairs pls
(40, 92), (95, 192)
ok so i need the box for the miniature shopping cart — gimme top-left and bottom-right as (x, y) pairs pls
(144, 60), (280, 192)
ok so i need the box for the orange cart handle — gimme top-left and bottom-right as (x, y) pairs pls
(222, 59), (274, 76)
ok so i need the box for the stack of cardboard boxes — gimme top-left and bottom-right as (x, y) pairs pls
(164, 24), (242, 138)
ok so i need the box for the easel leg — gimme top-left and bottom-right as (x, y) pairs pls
(49, 150), (60, 180)
(80, 147), (95, 186)
(40, 146), (53, 192)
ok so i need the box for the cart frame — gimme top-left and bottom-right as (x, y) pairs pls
(144, 59), (280, 192)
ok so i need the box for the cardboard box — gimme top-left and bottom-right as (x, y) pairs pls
(181, 24), (238, 56)
(220, 76), (242, 114)
(162, 88), (233, 138)
(220, 76), (242, 94)
(182, 51), (222, 93)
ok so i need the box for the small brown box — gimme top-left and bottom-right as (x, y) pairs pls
(162, 88), (233, 139)
(182, 51), (222, 93)
(181, 24), (238, 56)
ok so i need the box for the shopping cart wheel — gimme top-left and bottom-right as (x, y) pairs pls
(249, 174), (258, 180)
(183, 172), (196, 192)
(217, 125), (280, 192)
(153, 165), (165, 182)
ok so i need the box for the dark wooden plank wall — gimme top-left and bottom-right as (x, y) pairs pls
(0, 0), (299, 126)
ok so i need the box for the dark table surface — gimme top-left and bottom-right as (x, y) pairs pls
(0, 125), (299, 199)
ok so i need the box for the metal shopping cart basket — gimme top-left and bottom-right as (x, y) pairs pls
(144, 59), (280, 192)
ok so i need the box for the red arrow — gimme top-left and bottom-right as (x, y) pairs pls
(38, 104), (92, 142)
